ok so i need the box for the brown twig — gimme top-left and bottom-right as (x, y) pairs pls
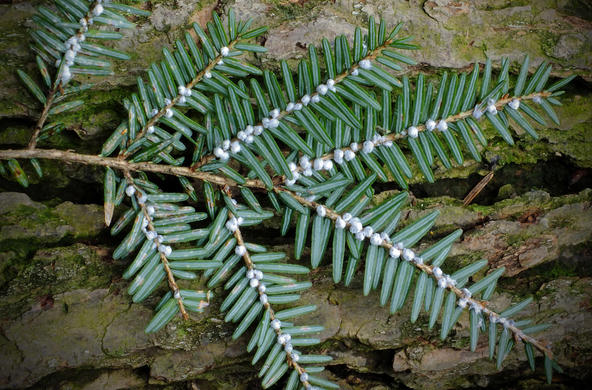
(27, 84), (60, 150)
(0, 148), (268, 190)
(463, 170), (495, 206)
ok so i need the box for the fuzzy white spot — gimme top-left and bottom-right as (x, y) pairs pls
(271, 319), (281, 330)
(408, 126), (419, 138)
(359, 59), (372, 69)
(362, 141), (374, 153)
(92, 4), (104, 16)
(403, 249), (415, 262)
(164, 246), (172, 256)
(487, 103), (498, 115)
(230, 141), (241, 154)
(316, 205), (326, 217)
(235, 245), (247, 256)
(334, 149), (345, 164)
(299, 155), (310, 169)
(349, 223), (362, 234)
(394, 249), (407, 263)
(146, 230), (157, 241)
(437, 120), (448, 132)
(214, 147), (224, 158)
(508, 99), (520, 110)
(225, 219), (238, 232)
(433, 266), (443, 278)
(370, 233), (383, 246)
(473, 107), (484, 119)
(313, 158), (324, 171)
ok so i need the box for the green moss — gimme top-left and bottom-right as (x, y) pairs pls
(0, 201), (103, 254)
(539, 30), (561, 57)
(0, 243), (115, 320)
(497, 183), (517, 200)
(265, 0), (329, 23)
(549, 214), (576, 229)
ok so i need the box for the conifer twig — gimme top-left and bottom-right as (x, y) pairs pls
(123, 170), (189, 320)
(282, 91), (552, 177)
(270, 185), (554, 359)
(190, 35), (408, 170)
(121, 41), (241, 158)
(0, 148), (268, 189)
(221, 186), (314, 386)
(27, 84), (60, 150)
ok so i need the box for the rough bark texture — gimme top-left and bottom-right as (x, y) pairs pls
(0, 1), (591, 389)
